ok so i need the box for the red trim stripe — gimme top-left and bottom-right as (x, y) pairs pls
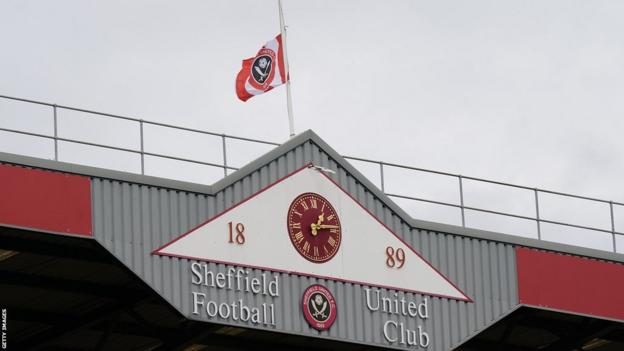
(235, 58), (254, 102)
(276, 34), (287, 84)
(517, 247), (624, 321)
(0, 164), (92, 236)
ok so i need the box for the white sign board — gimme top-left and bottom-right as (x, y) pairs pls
(154, 165), (469, 301)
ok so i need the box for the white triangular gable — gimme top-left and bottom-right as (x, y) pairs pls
(153, 165), (470, 301)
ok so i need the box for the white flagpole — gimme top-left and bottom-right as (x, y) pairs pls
(278, 0), (295, 137)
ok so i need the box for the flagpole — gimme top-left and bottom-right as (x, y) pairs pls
(278, 0), (295, 137)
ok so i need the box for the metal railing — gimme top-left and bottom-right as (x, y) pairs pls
(0, 94), (279, 178)
(1, 94), (622, 253)
(346, 156), (624, 252)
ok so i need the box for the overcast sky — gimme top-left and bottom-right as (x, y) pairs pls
(1, 0), (623, 251)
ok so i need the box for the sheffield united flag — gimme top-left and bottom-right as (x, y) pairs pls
(236, 34), (288, 102)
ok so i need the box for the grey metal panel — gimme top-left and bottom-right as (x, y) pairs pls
(90, 140), (519, 351)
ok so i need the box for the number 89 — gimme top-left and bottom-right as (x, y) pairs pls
(385, 246), (405, 269)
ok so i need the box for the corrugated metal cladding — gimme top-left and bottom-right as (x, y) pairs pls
(91, 140), (519, 351)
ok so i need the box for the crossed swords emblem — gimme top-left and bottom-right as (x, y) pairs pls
(310, 293), (328, 319)
(254, 57), (271, 83)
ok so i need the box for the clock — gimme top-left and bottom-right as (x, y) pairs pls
(287, 192), (342, 263)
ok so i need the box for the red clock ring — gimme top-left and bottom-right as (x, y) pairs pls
(286, 192), (342, 263)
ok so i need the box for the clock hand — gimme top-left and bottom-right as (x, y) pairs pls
(317, 224), (339, 230)
(316, 213), (324, 226)
(310, 213), (325, 237)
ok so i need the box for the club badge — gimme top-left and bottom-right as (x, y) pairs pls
(252, 55), (272, 84)
(250, 48), (276, 90)
(302, 284), (337, 331)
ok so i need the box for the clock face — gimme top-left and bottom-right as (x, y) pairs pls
(287, 193), (342, 263)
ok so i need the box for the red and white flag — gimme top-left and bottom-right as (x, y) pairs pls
(236, 34), (288, 102)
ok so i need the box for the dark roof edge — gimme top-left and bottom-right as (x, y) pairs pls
(2, 132), (623, 264)
(0, 151), (216, 194)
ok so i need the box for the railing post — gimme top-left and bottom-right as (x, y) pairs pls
(222, 134), (228, 177)
(379, 162), (385, 192)
(534, 188), (541, 240)
(53, 104), (58, 161)
(458, 175), (466, 227)
(139, 120), (145, 175)
(610, 201), (617, 253)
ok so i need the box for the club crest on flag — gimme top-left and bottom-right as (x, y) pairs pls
(236, 34), (287, 102)
(251, 52), (275, 88)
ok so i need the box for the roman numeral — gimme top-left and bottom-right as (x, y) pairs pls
(301, 201), (309, 211)
(310, 198), (317, 209)
(303, 241), (310, 253)
(294, 231), (304, 243)
(328, 236), (336, 247)
(291, 222), (301, 229)
(313, 246), (319, 257)
(327, 214), (335, 221)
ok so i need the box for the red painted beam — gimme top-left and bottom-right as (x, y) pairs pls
(517, 247), (624, 321)
(0, 164), (92, 236)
